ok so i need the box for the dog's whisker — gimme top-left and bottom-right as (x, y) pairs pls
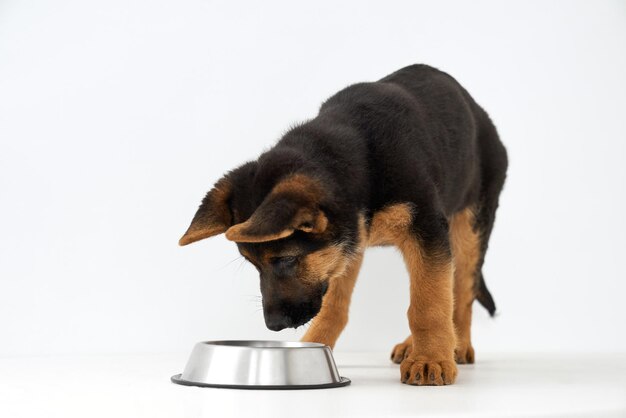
(216, 255), (244, 272)
(234, 258), (248, 274)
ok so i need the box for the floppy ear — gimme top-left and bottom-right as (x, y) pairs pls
(224, 174), (328, 243)
(179, 177), (232, 246)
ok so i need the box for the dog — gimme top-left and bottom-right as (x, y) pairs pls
(179, 64), (508, 386)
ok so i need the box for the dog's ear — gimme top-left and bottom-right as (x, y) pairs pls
(179, 177), (232, 246)
(225, 174), (328, 243)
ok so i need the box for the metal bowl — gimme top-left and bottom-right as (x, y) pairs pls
(171, 340), (350, 390)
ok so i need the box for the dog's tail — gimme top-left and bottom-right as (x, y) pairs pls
(476, 272), (496, 316)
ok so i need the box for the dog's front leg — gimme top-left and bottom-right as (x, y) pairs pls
(399, 235), (458, 386)
(301, 252), (363, 349)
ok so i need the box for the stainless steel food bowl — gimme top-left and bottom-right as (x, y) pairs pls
(171, 340), (350, 389)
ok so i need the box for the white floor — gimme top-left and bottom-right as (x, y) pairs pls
(1, 352), (624, 418)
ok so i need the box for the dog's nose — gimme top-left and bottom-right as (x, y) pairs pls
(265, 311), (291, 331)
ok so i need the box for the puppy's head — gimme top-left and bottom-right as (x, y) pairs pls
(179, 167), (354, 331)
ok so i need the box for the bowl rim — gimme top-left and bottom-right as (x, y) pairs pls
(171, 373), (351, 390)
(197, 340), (328, 349)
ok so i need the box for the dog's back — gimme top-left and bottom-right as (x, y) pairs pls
(314, 64), (507, 217)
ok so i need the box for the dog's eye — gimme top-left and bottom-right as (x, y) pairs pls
(270, 256), (298, 266)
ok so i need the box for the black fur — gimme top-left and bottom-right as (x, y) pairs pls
(209, 64), (507, 316)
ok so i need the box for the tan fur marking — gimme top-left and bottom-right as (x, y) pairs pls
(225, 223), (294, 243)
(449, 207), (480, 364)
(367, 203), (414, 246)
(301, 215), (367, 348)
(296, 209), (328, 234)
(179, 225), (227, 246)
(179, 178), (232, 246)
(271, 173), (325, 203)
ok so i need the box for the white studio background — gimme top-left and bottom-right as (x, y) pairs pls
(1, 0), (625, 357)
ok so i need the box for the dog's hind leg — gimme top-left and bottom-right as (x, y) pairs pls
(449, 207), (481, 364)
(301, 251), (363, 349)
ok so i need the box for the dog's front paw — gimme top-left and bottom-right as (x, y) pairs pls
(454, 341), (475, 364)
(390, 336), (412, 364)
(400, 355), (457, 386)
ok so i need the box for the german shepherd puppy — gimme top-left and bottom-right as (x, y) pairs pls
(180, 64), (508, 386)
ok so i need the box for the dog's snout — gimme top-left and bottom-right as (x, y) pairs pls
(264, 310), (292, 332)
